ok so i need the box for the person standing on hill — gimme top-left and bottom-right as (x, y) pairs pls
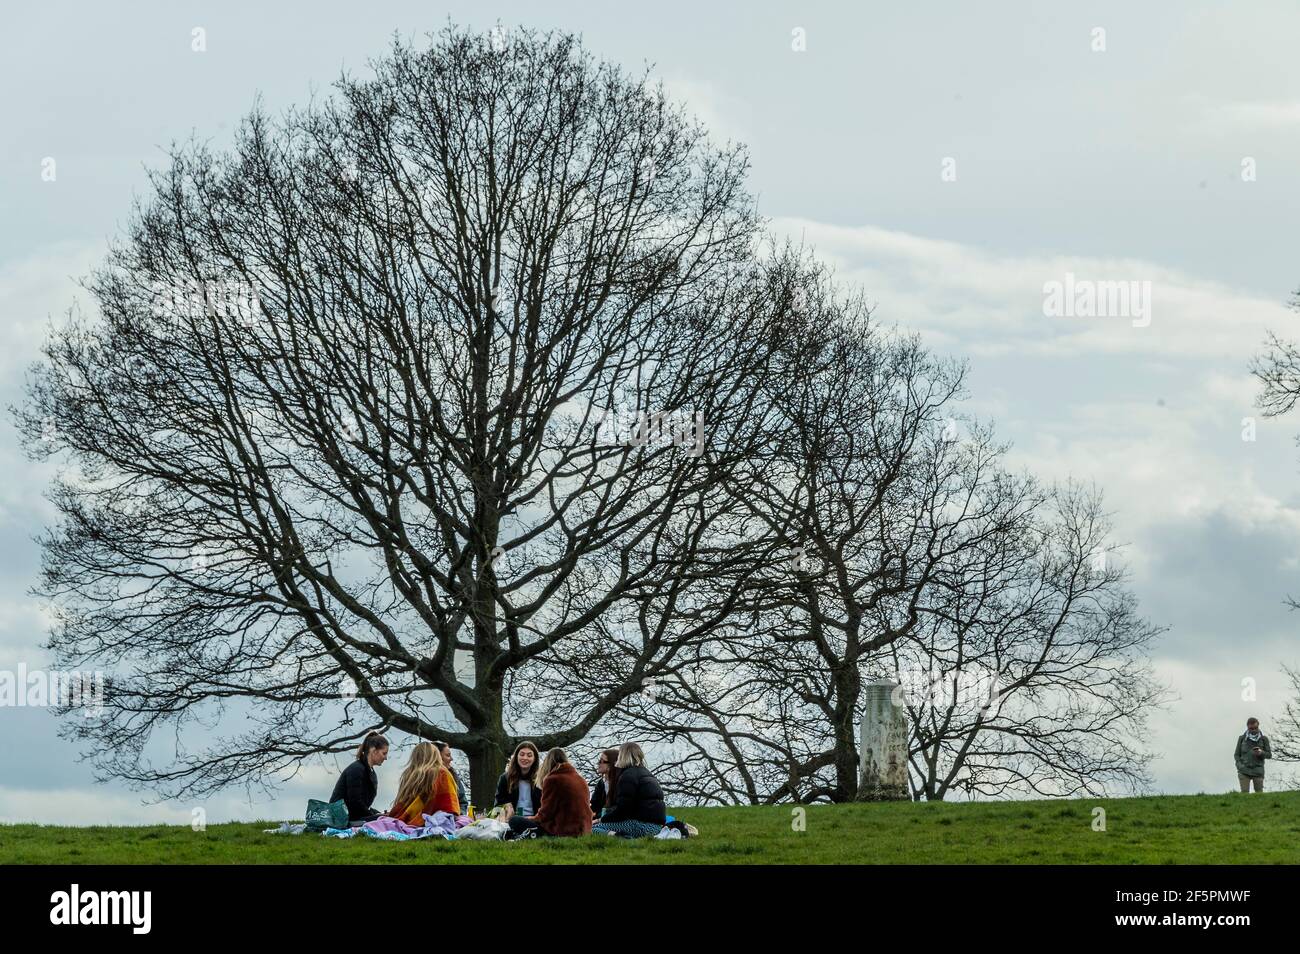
(1234, 717), (1272, 792)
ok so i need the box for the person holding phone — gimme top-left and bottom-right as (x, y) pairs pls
(1234, 717), (1272, 793)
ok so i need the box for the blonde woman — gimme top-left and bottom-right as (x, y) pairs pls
(386, 741), (461, 825)
(591, 743), (666, 838)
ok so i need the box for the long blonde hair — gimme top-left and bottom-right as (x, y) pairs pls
(393, 741), (445, 807)
(536, 747), (568, 789)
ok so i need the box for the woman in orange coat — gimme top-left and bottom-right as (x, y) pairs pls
(387, 741), (461, 824)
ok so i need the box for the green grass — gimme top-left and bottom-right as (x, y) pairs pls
(4, 791), (1298, 864)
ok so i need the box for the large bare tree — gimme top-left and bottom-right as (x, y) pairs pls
(17, 26), (792, 803)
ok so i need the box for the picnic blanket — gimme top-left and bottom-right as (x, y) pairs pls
(268, 811), (469, 840)
(329, 811), (465, 840)
(267, 813), (687, 843)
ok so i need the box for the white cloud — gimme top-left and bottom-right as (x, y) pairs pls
(773, 218), (1294, 360)
(0, 597), (54, 670)
(768, 219), (1297, 504)
(1206, 99), (1300, 130)
(0, 242), (100, 524)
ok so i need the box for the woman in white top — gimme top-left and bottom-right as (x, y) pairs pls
(494, 740), (541, 821)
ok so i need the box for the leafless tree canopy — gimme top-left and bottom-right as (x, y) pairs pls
(897, 484), (1167, 800)
(18, 26), (802, 803)
(18, 25), (1166, 808)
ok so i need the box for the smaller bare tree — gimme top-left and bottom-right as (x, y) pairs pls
(892, 482), (1169, 800)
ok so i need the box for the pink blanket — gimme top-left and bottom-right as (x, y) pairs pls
(354, 811), (469, 840)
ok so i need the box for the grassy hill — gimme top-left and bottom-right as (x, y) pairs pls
(4, 790), (1298, 864)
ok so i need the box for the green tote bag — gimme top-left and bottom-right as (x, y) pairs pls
(304, 798), (349, 831)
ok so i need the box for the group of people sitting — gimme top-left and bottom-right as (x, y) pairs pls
(329, 733), (673, 839)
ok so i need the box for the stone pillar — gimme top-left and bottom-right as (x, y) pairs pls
(858, 679), (909, 801)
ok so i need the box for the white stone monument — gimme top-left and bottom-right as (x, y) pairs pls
(858, 679), (909, 800)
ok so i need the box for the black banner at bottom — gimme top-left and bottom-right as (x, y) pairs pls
(0, 863), (1287, 940)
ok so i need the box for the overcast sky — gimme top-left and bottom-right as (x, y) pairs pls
(3, 1), (1299, 823)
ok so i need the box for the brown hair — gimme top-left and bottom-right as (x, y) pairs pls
(356, 731), (388, 763)
(600, 747), (620, 806)
(504, 740), (541, 788)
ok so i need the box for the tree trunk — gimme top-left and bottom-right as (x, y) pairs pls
(465, 664), (508, 809)
(832, 716), (860, 801)
(467, 736), (508, 811)
(830, 660), (863, 801)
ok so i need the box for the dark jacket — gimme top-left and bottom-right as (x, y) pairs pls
(330, 759), (379, 823)
(532, 763), (593, 837)
(1234, 732), (1272, 778)
(494, 771), (540, 813)
(591, 777), (609, 817)
(600, 764), (665, 825)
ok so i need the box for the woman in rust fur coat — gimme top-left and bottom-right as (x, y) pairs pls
(509, 748), (592, 838)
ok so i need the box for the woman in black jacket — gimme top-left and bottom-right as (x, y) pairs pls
(494, 740), (541, 821)
(592, 743), (666, 838)
(329, 731), (388, 824)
